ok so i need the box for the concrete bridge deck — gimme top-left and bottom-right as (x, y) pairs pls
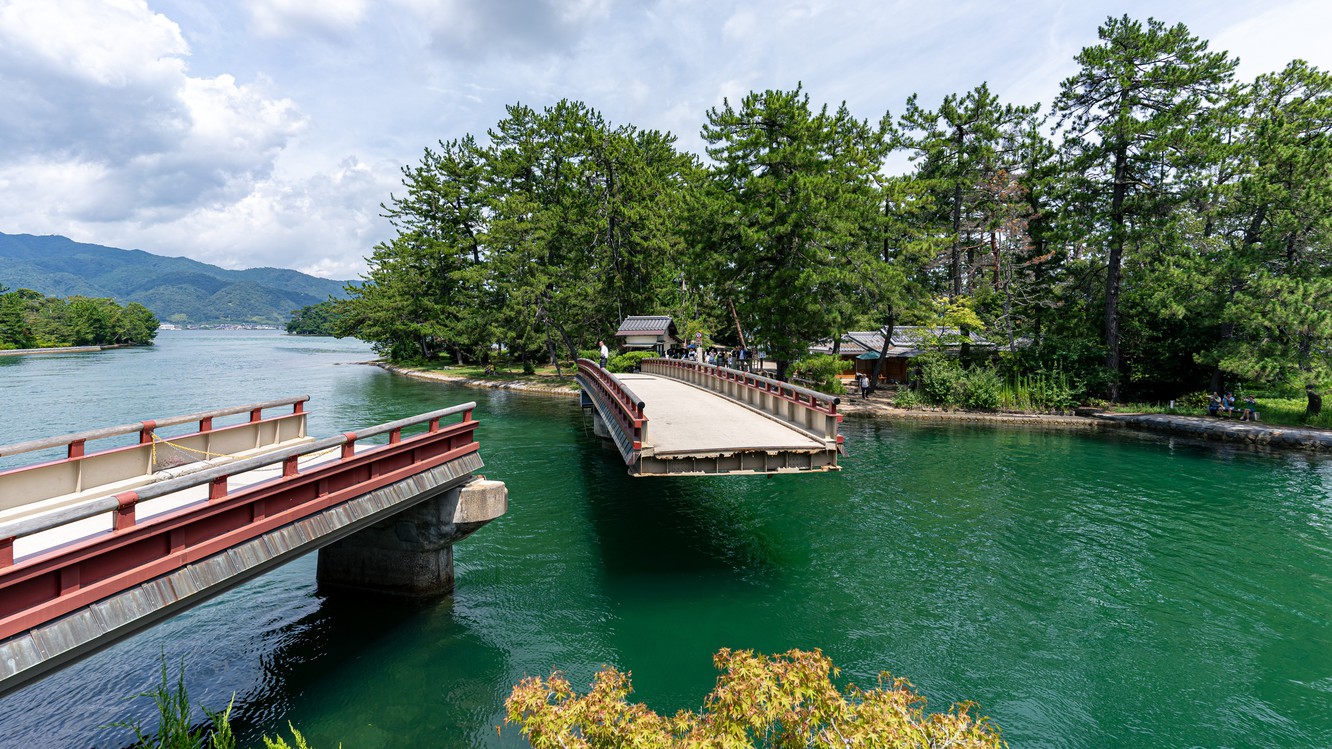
(577, 358), (842, 476)
(617, 374), (824, 455)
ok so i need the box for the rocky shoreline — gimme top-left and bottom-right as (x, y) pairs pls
(373, 362), (1332, 455)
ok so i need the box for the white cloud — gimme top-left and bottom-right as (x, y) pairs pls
(245, 0), (368, 38)
(1, 0), (1330, 280)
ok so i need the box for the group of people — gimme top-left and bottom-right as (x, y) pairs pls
(664, 344), (754, 371)
(1207, 391), (1258, 421)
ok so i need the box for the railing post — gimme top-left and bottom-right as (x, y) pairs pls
(114, 491), (137, 530)
(67, 439), (85, 459)
(429, 417), (440, 432)
(293, 400), (304, 414)
(0, 537), (12, 568)
(139, 420), (156, 444)
(341, 433), (357, 460)
(209, 477), (228, 500)
(283, 456), (299, 477)
(199, 417), (213, 432)
(389, 428), (402, 445)
(250, 408), (263, 423)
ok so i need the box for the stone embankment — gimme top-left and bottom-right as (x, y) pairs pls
(841, 396), (1332, 453)
(373, 363), (579, 397)
(1093, 412), (1332, 452)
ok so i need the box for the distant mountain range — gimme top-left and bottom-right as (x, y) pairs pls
(0, 232), (352, 325)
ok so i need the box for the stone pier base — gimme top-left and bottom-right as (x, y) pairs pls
(316, 478), (507, 597)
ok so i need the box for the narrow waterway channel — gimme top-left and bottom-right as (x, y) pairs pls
(1, 330), (1330, 748)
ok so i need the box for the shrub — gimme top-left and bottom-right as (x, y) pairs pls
(893, 387), (922, 408)
(960, 367), (1003, 411)
(790, 354), (850, 395)
(522, 359), (536, 375)
(917, 353), (964, 406)
(1177, 390), (1210, 411)
(608, 350), (657, 373)
(997, 369), (1079, 412)
(505, 648), (1004, 749)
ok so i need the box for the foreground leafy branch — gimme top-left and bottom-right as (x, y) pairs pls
(505, 648), (1005, 749)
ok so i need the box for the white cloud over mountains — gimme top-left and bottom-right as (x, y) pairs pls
(0, 0), (1329, 279)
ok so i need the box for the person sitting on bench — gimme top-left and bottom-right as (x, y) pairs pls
(1240, 395), (1259, 421)
(1207, 393), (1221, 417)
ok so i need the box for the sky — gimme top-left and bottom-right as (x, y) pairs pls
(0, 0), (1329, 280)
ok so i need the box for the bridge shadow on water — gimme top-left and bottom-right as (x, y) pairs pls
(573, 420), (787, 585)
(226, 591), (510, 749)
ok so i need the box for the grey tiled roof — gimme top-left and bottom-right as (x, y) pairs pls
(811, 326), (994, 357)
(615, 316), (676, 336)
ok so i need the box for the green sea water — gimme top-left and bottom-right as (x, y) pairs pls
(1, 330), (1330, 748)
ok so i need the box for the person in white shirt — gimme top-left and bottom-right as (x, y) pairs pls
(599, 340), (609, 368)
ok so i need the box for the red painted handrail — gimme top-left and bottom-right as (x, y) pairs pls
(576, 359), (647, 454)
(0, 403), (480, 642)
(643, 358), (840, 416)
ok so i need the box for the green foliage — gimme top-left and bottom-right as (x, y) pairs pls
(331, 17), (1332, 407)
(607, 350), (657, 373)
(790, 354), (851, 395)
(998, 371), (1078, 412)
(0, 289), (158, 348)
(892, 387), (922, 408)
(286, 300), (342, 336)
(505, 648), (1004, 749)
(959, 367), (1004, 410)
(113, 657), (236, 749)
(261, 725), (314, 749)
(697, 85), (893, 378)
(917, 353), (965, 406)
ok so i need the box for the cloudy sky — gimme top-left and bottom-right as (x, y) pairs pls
(0, 0), (1328, 280)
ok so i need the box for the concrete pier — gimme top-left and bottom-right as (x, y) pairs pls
(316, 478), (508, 597)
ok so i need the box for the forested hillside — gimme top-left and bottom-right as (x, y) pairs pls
(0, 233), (350, 325)
(336, 14), (1332, 417)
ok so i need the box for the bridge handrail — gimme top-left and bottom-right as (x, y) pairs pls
(0, 396), (311, 459)
(0, 402), (477, 554)
(576, 358), (648, 441)
(642, 359), (840, 415)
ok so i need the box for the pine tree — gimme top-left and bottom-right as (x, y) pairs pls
(1055, 15), (1237, 401)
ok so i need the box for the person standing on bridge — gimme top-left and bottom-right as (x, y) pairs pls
(599, 340), (609, 368)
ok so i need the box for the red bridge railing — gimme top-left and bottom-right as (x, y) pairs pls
(640, 358), (842, 445)
(0, 402), (479, 643)
(575, 359), (648, 462)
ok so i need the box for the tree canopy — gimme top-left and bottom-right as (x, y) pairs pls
(335, 14), (1332, 415)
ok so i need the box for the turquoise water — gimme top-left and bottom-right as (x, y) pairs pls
(1, 330), (1331, 748)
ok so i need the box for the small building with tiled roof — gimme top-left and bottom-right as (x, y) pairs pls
(615, 315), (681, 355)
(810, 326), (995, 383)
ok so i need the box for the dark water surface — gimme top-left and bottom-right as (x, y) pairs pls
(1, 330), (1331, 748)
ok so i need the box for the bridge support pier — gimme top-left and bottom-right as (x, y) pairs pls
(316, 478), (507, 597)
(590, 410), (611, 440)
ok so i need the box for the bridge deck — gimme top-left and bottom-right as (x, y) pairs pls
(619, 374), (822, 454)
